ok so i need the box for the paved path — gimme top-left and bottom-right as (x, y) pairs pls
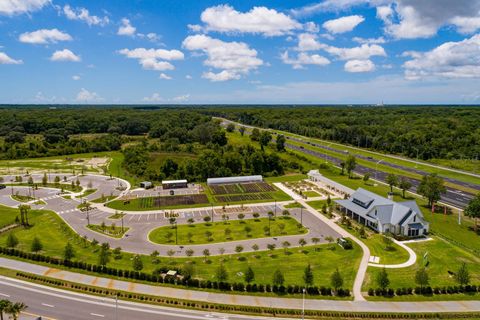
(2, 257), (480, 314)
(296, 199), (370, 302)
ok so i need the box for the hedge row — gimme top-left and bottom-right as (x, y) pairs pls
(15, 272), (480, 320)
(0, 246), (349, 296)
(368, 285), (480, 297)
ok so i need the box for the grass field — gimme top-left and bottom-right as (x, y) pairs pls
(0, 207), (361, 290)
(11, 194), (34, 202)
(0, 205), (18, 228)
(303, 191), (321, 198)
(363, 237), (480, 292)
(148, 216), (306, 245)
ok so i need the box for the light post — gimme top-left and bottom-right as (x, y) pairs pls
(302, 288), (306, 320)
(211, 204), (214, 223)
(175, 221), (178, 245)
(274, 200), (277, 217)
(121, 213), (124, 232)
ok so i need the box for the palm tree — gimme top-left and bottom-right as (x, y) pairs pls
(0, 299), (11, 320)
(18, 205), (31, 226)
(5, 302), (27, 320)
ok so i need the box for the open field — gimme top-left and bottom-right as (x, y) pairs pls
(148, 216), (307, 245)
(0, 152), (112, 175)
(363, 237), (480, 292)
(0, 207), (361, 290)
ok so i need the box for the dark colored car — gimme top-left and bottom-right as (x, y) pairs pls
(0, 184), (6, 190)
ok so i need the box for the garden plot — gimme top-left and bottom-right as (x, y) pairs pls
(283, 180), (332, 199)
(138, 194), (209, 209)
(209, 182), (275, 195)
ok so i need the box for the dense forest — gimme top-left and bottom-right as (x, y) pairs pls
(205, 106), (480, 160)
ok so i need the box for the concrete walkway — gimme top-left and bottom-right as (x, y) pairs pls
(296, 199), (370, 302)
(2, 257), (480, 313)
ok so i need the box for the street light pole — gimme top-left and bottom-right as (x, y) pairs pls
(274, 200), (277, 217)
(211, 204), (214, 223)
(175, 221), (178, 245)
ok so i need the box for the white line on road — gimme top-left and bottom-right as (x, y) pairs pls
(0, 292), (10, 297)
(90, 313), (105, 317)
(42, 303), (55, 308)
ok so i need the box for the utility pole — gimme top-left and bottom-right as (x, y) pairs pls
(86, 210), (90, 225)
(175, 221), (178, 245)
(121, 214), (124, 232)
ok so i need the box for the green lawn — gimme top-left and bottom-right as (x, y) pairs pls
(0, 205), (18, 228)
(303, 191), (321, 198)
(264, 174), (307, 183)
(148, 216), (306, 245)
(108, 212), (126, 219)
(91, 195), (117, 203)
(363, 237), (480, 293)
(0, 208), (361, 290)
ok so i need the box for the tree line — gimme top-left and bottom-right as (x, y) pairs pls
(203, 106), (480, 160)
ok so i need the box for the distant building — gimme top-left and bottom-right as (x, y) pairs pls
(140, 181), (153, 189)
(335, 188), (429, 237)
(162, 179), (188, 189)
(207, 175), (263, 185)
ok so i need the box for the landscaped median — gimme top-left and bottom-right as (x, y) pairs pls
(148, 216), (306, 245)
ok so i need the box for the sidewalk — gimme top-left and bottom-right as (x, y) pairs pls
(2, 257), (480, 313)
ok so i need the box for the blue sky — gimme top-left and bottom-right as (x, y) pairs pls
(1, 0), (480, 104)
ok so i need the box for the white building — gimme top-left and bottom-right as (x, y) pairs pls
(207, 175), (263, 185)
(335, 188), (429, 237)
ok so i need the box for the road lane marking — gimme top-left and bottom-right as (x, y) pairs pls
(90, 313), (105, 317)
(42, 303), (55, 308)
(0, 292), (10, 297)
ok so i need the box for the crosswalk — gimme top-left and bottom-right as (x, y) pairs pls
(41, 195), (61, 201)
(57, 208), (80, 214)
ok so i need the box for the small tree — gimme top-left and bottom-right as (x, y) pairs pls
(345, 155), (357, 178)
(63, 242), (75, 261)
(235, 245), (244, 254)
(6, 233), (18, 248)
(187, 218), (194, 225)
(98, 242), (110, 267)
(202, 249), (210, 262)
(239, 126), (246, 136)
(415, 267), (429, 289)
(399, 177), (412, 198)
(282, 241), (291, 254)
(417, 173), (446, 207)
(185, 249), (194, 257)
(187, 232), (193, 243)
(455, 263), (470, 287)
(54, 175), (60, 186)
(465, 193), (480, 231)
(224, 228), (232, 239)
(252, 244), (259, 255)
(363, 172), (370, 184)
(311, 237), (320, 245)
(205, 230), (213, 241)
(31, 237), (42, 252)
(216, 264), (228, 282)
(252, 212), (260, 220)
(386, 173), (398, 193)
(226, 123), (235, 132)
(276, 134), (286, 151)
(203, 216), (211, 223)
(5, 302), (27, 320)
(165, 231), (173, 243)
(303, 264), (314, 286)
(245, 266), (255, 283)
(267, 243), (276, 253)
(244, 225), (252, 236)
(282, 209), (290, 217)
(383, 235), (393, 251)
(376, 268), (390, 290)
(330, 268), (343, 292)
(167, 250), (175, 259)
(42, 173), (48, 186)
(237, 213), (245, 222)
(273, 269), (284, 286)
(132, 254), (143, 271)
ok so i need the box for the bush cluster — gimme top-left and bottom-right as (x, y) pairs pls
(368, 285), (480, 297)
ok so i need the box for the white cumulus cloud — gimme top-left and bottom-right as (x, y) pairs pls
(72, 75), (80, 80)
(323, 15), (365, 34)
(281, 51), (330, 69)
(19, 28), (72, 44)
(403, 34), (480, 80)
(0, 52), (23, 64)
(143, 93), (163, 102)
(159, 73), (172, 80)
(344, 59), (375, 72)
(117, 18), (136, 36)
(50, 49), (80, 62)
(63, 5), (109, 26)
(118, 47), (184, 72)
(296, 33), (325, 51)
(76, 88), (103, 103)
(324, 43), (386, 60)
(0, 0), (49, 15)
(199, 4), (301, 36)
(183, 34), (263, 82)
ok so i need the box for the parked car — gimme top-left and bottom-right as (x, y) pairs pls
(337, 237), (353, 250)
(0, 184), (6, 190)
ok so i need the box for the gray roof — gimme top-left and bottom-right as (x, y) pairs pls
(335, 188), (422, 226)
(207, 175), (263, 185)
